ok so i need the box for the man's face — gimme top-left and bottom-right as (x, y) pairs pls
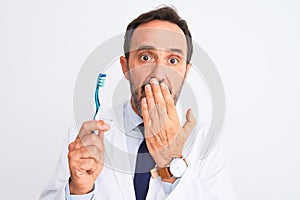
(120, 20), (191, 116)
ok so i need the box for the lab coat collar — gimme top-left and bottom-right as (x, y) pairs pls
(123, 100), (143, 133)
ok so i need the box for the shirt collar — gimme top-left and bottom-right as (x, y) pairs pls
(123, 100), (143, 133)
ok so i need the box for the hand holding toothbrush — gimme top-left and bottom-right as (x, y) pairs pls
(68, 73), (109, 194)
(68, 120), (110, 194)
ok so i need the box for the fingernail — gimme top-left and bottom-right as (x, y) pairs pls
(145, 84), (151, 91)
(160, 82), (168, 89)
(103, 124), (109, 129)
(150, 78), (159, 85)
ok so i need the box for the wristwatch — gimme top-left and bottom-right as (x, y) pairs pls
(150, 156), (188, 183)
(169, 157), (188, 177)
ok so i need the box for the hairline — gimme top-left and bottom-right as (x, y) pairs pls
(126, 19), (190, 65)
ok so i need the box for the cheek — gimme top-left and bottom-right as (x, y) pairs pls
(170, 79), (184, 92)
(168, 68), (186, 91)
(128, 64), (152, 84)
(169, 65), (187, 79)
(177, 64), (188, 75)
(128, 68), (149, 89)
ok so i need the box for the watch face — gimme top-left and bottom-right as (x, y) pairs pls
(170, 158), (187, 178)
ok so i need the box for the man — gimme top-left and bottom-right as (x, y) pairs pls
(40, 6), (236, 200)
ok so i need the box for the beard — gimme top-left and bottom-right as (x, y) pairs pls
(128, 74), (185, 117)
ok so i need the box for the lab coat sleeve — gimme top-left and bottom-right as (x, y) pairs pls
(161, 178), (180, 195)
(166, 139), (237, 200)
(65, 182), (95, 200)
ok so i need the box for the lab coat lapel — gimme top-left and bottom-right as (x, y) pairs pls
(103, 103), (136, 199)
(146, 177), (165, 200)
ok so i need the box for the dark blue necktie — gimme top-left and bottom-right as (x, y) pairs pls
(134, 123), (155, 200)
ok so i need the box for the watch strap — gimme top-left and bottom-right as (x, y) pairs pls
(157, 167), (172, 179)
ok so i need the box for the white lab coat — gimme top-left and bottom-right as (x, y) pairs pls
(40, 104), (236, 200)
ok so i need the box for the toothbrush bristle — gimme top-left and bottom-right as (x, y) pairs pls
(97, 73), (106, 87)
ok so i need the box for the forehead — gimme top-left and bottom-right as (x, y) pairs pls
(130, 20), (188, 55)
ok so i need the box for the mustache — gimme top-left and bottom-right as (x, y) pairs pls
(140, 79), (173, 96)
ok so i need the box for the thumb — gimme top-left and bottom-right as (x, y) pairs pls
(97, 120), (110, 138)
(182, 109), (196, 137)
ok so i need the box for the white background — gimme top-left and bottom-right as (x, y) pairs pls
(0, 0), (299, 199)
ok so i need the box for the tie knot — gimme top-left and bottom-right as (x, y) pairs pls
(138, 122), (144, 127)
(137, 123), (144, 137)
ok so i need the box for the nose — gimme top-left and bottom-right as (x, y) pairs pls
(149, 63), (167, 83)
(149, 52), (168, 82)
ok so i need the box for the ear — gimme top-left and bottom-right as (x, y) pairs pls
(120, 56), (129, 80)
(184, 63), (192, 78)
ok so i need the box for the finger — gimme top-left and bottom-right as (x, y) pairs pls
(150, 78), (166, 108)
(182, 109), (196, 137)
(160, 82), (177, 119)
(78, 133), (103, 148)
(97, 120), (111, 138)
(77, 158), (98, 172)
(79, 120), (110, 137)
(82, 145), (103, 162)
(68, 145), (103, 163)
(68, 141), (76, 151)
(145, 83), (160, 126)
(74, 137), (83, 149)
(141, 97), (151, 127)
(85, 144), (104, 159)
(145, 84), (155, 110)
(88, 159), (101, 174)
(70, 138), (89, 151)
(145, 84), (159, 130)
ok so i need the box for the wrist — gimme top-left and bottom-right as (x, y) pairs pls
(151, 156), (188, 182)
(155, 153), (182, 168)
(69, 179), (94, 195)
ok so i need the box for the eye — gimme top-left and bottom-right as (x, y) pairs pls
(140, 54), (152, 62)
(169, 57), (179, 65)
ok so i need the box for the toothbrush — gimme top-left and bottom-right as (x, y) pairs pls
(93, 73), (107, 120)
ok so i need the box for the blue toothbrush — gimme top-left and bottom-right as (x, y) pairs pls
(93, 73), (107, 120)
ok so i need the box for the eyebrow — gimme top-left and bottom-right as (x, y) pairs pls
(136, 45), (155, 51)
(169, 48), (184, 56)
(136, 45), (184, 56)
